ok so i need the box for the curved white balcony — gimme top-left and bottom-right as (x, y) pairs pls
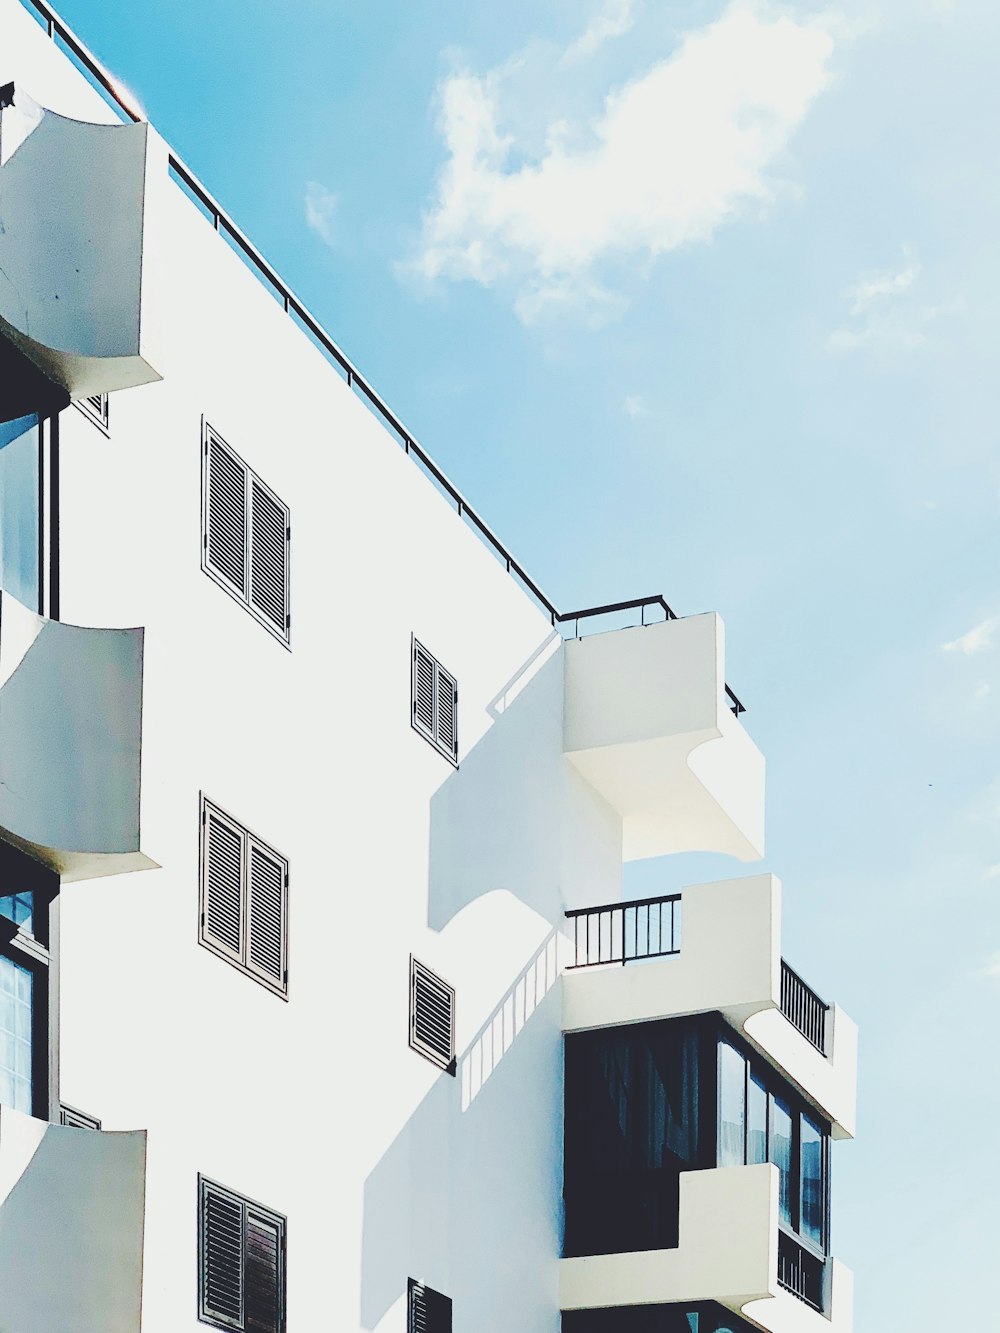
(560, 1165), (853, 1333)
(0, 1104), (146, 1333)
(562, 876), (857, 1139)
(563, 613), (765, 861)
(0, 84), (163, 399)
(0, 589), (153, 880)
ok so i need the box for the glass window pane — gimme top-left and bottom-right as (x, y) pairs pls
(769, 1094), (794, 1228)
(0, 892), (34, 935)
(0, 952), (33, 1113)
(747, 1071), (768, 1165)
(800, 1114), (825, 1249)
(0, 413), (40, 612)
(718, 1041), (746, 1167)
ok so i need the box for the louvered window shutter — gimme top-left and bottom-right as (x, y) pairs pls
(409, 957), (456, 1074)
(435, 664), (458, 761)
(201, 1181), (245, 1328)
(248, 479), (289, 636)
(244, 1207), (283, 1333)
(408, 1279), (452, 1333)
(206, 433), (248, 597)
(247, 840), (287, 990)
(204, 808), (245, 961)
(413, 641), (435, 736)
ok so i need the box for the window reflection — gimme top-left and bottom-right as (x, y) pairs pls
(0, 952), (33, 1113)
(718, 1042), (745, 1167)
(800, 1114), (825, 1248)
(0, 891), (34, 936)
(770, 1095), (794, 1229)
(747, 1070), (768, 1165)
(0, 412), (40, 612)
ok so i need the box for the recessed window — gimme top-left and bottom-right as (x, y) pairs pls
(199, 797), (288, 998)
(60, 1103), (102, 1130)
(198, 1176), (286, 1333)
(411, 637), (458, 763)
(0, 855), (54, 1120)
(73, 393), (110, 434)
(408, 1278), (452, 1333)
(202, 423), (290, 645)
(409, 956), (456, 1075)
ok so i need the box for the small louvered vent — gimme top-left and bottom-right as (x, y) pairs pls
(201, 797), (288, 998)
(59, 1104), (102, 1130)
(409, 957), (456, 1075)
(199, 1177), (286, 1333)
(202, 424), (290, 645)
(408, 1278), (453, 1333)
(74, 393), (110, 432)
(411, 638), (459, 764)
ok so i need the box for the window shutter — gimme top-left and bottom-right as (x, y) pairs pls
(60, 1104), (101, 1130)
(409, 957), (456, 1074)
(249, 479), (289, 635)
(435, 664), (458, 760)
(206, 433), (248, 597)
(204, 808), (244, 961)
(413, 641), (435, 736)
(408, 1279), (452, 1333)
(247, 841), (287, 990)
(244, 1207), (283, 1333)
(201, 1181), (245, 1328)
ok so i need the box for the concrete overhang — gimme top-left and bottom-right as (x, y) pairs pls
(0, 589), (155, 881)
(560, 1164), (853, 1333)
(0, 84), (164, 399)
(563, 614), (765, 862)
(562, 876), (858, 1139)
(0, 1104), (146, 1333)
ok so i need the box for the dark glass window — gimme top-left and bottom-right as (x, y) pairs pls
(770, 1095), (794, 1230)
(564, 1018), (707, 1257)
(800, 1114), (825, 1249)
(0, 413), (40, 611)
(0, 952), (33, 1112)
(563, 1301), (757, 1332)
(747, 1070), (768, 1165)
(718, 1041), (745, 1167)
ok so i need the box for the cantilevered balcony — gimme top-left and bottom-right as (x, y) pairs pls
(0, 83), (164, 400)
(562, 876), (857, 1139)
(560, 1164), (854, 1333)
(0, 589), (152, 880)
(563, 612), (765, 861)
(0, 1104), (146, 1332)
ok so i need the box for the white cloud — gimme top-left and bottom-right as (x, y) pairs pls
(983, 950), (1000, 978)
(409, 2), (838, 322)
(828, 250), (958, 356)
(305, 181), (337, 248)
(561, 0), (635, 66)
(942, 618), (998, 657)
(624, 393), (647, 419)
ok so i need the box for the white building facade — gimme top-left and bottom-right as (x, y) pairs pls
(0, 3), (858, 1331)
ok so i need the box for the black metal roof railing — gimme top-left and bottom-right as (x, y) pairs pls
(19, 0), (747, 718)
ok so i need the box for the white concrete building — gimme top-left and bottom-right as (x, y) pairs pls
(0, 2), (858, 1331)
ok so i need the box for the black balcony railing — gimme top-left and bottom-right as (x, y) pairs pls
(777, 1232), (826, 1312)
(565, 893), (681, 969)
(780, 961), (829, 1055)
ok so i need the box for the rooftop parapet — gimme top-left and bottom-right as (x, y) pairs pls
(563, 613), (765, 862)
(0, 589), (153, 880)
(0, 1104), (146, 1332)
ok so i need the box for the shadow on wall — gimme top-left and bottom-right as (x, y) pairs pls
(360, 934), (565, 1333)
(427, 647), (621, 934)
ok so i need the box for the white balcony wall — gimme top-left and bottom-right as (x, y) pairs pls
(0, 1105), (146, 1333)
(563, 875), (857, 1139)
(563, 614), (766, 861)
(561, 1164), (852, 1333)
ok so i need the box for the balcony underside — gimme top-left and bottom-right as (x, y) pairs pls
(0, 1105), (146, 1333)
(563, 615), (765, 862)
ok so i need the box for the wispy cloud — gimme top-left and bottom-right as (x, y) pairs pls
(942, 618), (998, 657)
(624, 393), (647, 419)
(407, 2), (838, 323)
(560, 0), (635, 66)
(983, 950), (1000, 979)
(828, 250), (957, 356)
(305, 180), (337, 248)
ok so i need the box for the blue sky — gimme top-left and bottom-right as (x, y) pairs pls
(44, 0), (1000, 1323)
